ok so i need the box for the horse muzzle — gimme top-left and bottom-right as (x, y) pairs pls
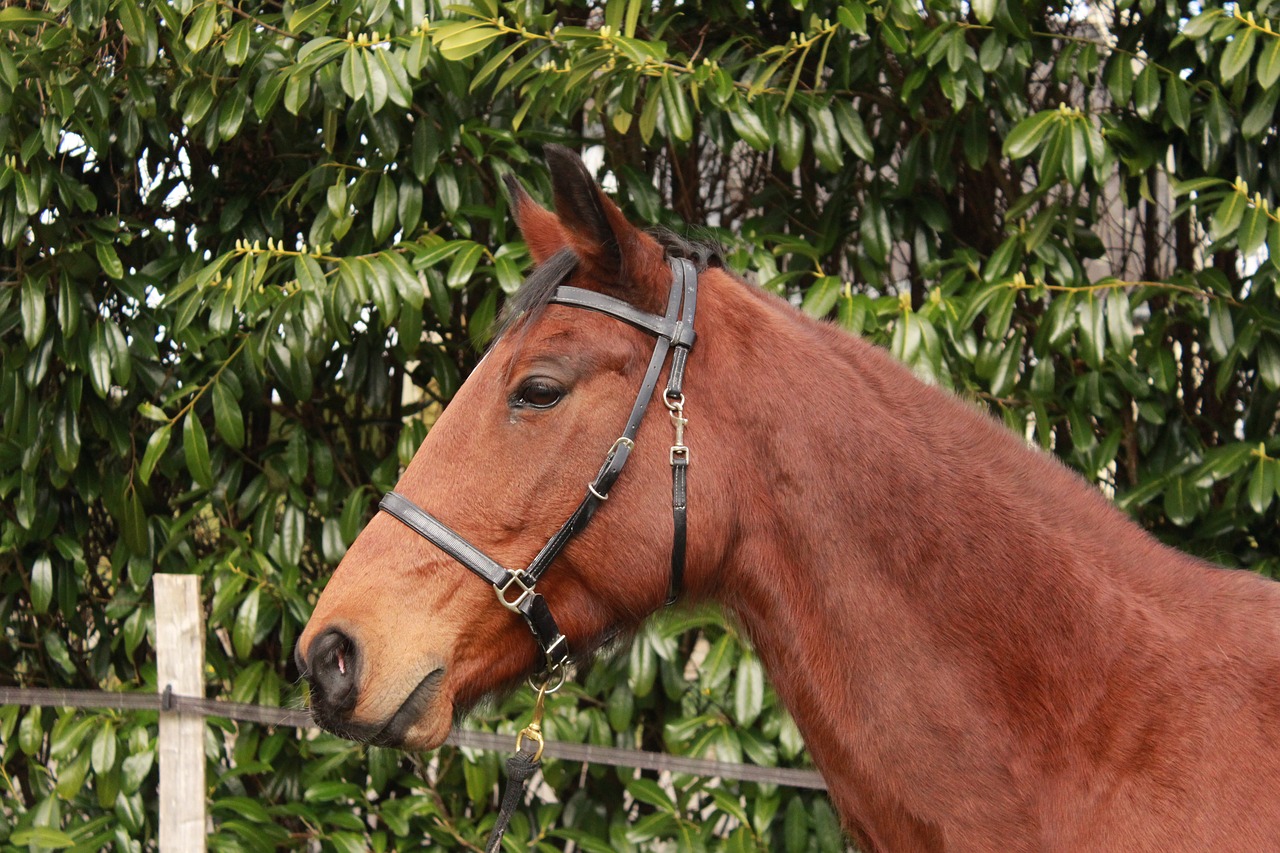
(296, 628), (448, 748)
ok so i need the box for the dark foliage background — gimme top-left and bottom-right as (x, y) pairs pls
(1, 0), (1277, 848)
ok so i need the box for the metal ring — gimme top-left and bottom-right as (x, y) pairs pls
(664, 393), (685, 412)
(587, 481), (609, 501)
(527, 666), (567, 695)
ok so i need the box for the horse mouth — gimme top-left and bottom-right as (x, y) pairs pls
(310, 667), (447, 749)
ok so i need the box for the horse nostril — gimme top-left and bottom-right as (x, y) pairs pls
(304, 628), (360, 717)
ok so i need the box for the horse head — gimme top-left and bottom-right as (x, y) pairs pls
(295, 146), (726, 749)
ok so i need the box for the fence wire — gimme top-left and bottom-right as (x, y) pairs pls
(0, 686), (826, 790)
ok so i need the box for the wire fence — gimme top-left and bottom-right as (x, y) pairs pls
(0, 685), (827, 791)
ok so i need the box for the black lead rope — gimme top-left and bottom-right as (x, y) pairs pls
(486, 680), (550, 853)
(486, 739), (541, 853)
(375, 254), (698, 851)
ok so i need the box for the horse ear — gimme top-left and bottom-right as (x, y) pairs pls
(542, 145), (667, 309)
(504, 173), (568, 264)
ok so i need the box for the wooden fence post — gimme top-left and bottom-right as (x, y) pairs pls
(155, 574), (207, 852)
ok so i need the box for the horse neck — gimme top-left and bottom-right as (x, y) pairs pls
(688, 273), (1186, 844)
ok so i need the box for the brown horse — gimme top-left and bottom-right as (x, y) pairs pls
(297, 146), (1280, 852)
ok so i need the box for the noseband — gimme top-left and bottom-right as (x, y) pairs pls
(378, 251), (699, 673)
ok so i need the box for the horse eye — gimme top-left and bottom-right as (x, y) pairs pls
(514, 379), (563, 410)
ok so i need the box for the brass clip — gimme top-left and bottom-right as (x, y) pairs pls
(514, 678), (550, 761)
(666, 395), (689, 464)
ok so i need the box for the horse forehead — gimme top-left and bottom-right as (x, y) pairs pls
(493, 308), (640, 375)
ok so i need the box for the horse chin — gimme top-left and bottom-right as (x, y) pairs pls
(394, 708), (454, 751)
(312, 666), (451, 749)
(373, 666), (451, 749)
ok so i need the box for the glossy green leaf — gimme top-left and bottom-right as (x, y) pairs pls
(1078, 294), (1106, 369)
(972, 0), (997, 24)
(733, 652), (765, 726)
(832, 99), (874, 162)
(55, 749), (91, 798)
(1163, 476), (1197, 526)
(288, 0), (331, 33)
(989, 330), (1023, 397)
(728, 105), (772, 151)
(183, 413), (214, 488)
(340, 47), (367, 102)
(9, 828), (75, 849)
(1105, 290), (1133, 355)
(808, 105), (843, 171)
(861, 195), (891, 266)
(1166, 74), (1190, 132)
(1210, 191), (1247, 242)
(371, 174), (396, 244)
(777, 112), (805, 172)
(783, 796), (809, 853)
(363, 50), (388, 113)
(660, 71), (693, 142)
(139, 423), (171, 485)
(638, 83), (661, 144)
(1002, 110), (1056, 159)
(1258, 337), (1280, 390)
(398, 180), (423, 237)
(20, 275), (46, 350)
(0, 7), (55, 27)
(1248, 456), (1275, 514)
(224, 20), (252, 66)
(30, 555), (52, 614)
(437, 24), (503, 61)
(800, 276), (841, 317)
(1259, 36), (1280, 89)
(1237, 203), (1267, 256)
(88, 324), (112, 398)
(91, 722), (117, 775)
(1220, 28), (1257, 83)
(627, 778), (677, 813)
(1064, 118), (1087, 186)
(1133, 64), (1159, 120)
(234, 586), (261, 659)
(212, 381), (245, 449)
(446, 242), (485, 289)
(96, 241), (124, 280)
(185, 3), (217, 53)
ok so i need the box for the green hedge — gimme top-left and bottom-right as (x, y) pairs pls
(1, 0), (1278, 849)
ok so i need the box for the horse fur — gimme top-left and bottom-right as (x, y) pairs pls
(299, 146), (1280, 852)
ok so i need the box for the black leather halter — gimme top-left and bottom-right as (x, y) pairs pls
(378, 252), (699, 672)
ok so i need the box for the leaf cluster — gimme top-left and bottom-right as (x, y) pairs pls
(2, 0), (1279, 849)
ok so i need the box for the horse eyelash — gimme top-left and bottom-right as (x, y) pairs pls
(512, 379), (564, 409)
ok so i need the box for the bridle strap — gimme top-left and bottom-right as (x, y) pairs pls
(377, 254), (697, 672)
(379, 491), (509, 588)
(523, 260), (691, 584)
(379, 491), (569, 667)
(663, 260), (698, 603)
